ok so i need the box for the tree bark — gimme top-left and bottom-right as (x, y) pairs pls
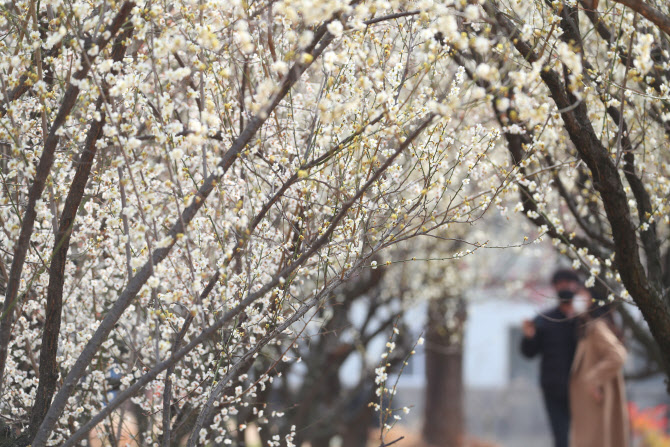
(423, 297), (466, 447)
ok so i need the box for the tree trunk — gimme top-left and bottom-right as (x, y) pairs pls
(423, 297), (466, 447)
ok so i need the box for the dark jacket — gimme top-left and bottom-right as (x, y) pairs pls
(521, 306), (577, 398)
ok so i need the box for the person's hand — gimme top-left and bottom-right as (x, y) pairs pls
(522, 320), (536, 338)
(589, 384), (604, 403)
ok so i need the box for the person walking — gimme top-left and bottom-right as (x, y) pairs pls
(520, 269), (580, 447)
(569, 289), (629, 447)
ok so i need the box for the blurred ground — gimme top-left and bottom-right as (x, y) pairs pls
(393, 381), (552, 447)
(365, 425), (500, 447)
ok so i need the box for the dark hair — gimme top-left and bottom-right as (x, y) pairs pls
(551, 269), (580, 285)
(583, 286), (624, 341)
(587, 286), (608, 317)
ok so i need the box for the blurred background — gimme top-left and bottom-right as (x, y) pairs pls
(232, 219), (670, 447)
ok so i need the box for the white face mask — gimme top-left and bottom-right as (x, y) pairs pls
(572, 296), (590, 314)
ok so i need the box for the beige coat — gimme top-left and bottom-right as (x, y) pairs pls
(570, 319), (629, 447)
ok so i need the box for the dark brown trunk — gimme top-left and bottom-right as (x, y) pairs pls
(423, 297), (466, 447)
(342, 404), (375, 447)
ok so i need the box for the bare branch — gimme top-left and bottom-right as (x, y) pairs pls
(612, 0), (670, 36)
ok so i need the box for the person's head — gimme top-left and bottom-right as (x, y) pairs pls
(578, 286), (624, 340)
(586, 286), (611, 319)
(551, 269), (581, 303)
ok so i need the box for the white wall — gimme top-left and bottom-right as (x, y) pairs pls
(339, 288), (557, 390)
(463, 296), (539, 388)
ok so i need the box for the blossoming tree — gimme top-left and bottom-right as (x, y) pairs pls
(455, 0), (670, 384)
(0, 0), (511, 445)
(2, 0), (670, 444)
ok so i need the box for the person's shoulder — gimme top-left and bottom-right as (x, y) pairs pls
(588, 318), (612, 336)
(532, 306), (559, 327)
(540, 306), (562, 319)
(587, 318), (625, 353)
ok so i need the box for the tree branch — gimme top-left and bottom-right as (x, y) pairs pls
(487, 0), (670, 389)
(24, 23), (134, 441)
(0, 1), (136, 396)
(611, 0), (670, 36)
(161, 271), (219, 447)
(31, 17), (339, 447)
(184, 113), (437, 447)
